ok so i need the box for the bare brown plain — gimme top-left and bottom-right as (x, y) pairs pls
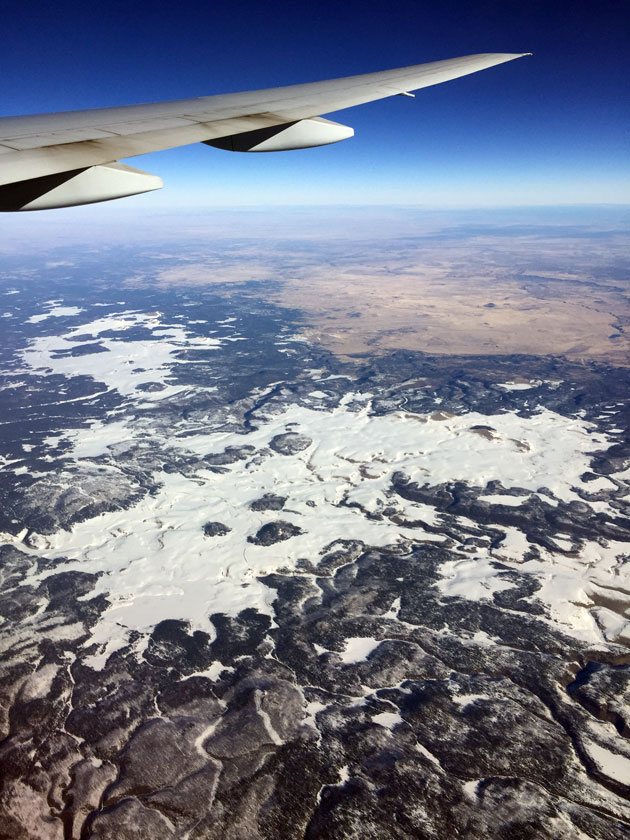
(146, 222), (629, 365)
(272, 262), (629, 362)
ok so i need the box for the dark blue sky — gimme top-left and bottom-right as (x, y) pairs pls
(3, 0), (629, 205)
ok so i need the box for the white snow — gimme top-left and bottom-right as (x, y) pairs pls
(186, 661), (233, 681)
(584, 741), (630, 785)
(383, 597), (401, 620)
(495, 526), (531, 561)
(337, 766), (350, 784)
(175, 402), (609, 505)
(462, 780), (479, 799)
(470, 629), (499, 647)
(553, 534), (575, 551)
(27, 305), (84, 323)
(582, 476), (616, 492)
(592, 607), (630, 646)
(437, 557), (515, 601)
(303, 700), (328, 731)
(372, 711), (404, 729)
(194, 718), (222, 757)
(71, 420), (133, 458)
(254, 689), (283, 745)
(339, 637), (382, 664)
(478, 494), (530, 506)
(415, 742), (442, 766)
(42, 435), (63, 449)
(21, 309), (224, 401)
(450, 692), (489, 709)
(497, 381), (535, 391)
(13, 378), (627, 665)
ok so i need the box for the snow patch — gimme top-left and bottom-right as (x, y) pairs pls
(372, 711), (404, 730)
(437, 556), (515, 602)
(21, 309), (224, 402)
(497, 381), (536, 391)
(584, 741), (630, 786)
(339, 637), (381, 664)
(27, 305), (84, 323)
(478, 493), (530, 506)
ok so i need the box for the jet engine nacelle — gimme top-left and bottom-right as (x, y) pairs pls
(0, 162), (163, 211)
(204, 117), (354, 152)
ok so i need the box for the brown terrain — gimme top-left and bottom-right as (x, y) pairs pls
(274, 260), (628, 362)
(126, 212), (630, 365)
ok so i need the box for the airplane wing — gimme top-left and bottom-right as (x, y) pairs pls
(0, 52), (529, 211)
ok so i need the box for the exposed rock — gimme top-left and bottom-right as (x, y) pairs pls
(250, 493), (287, 512)
(204, 446), (255, 466)
(568, 662), (630, 736)
(135, 381), (166, 392)
(269, 432), (312, 455)
(203, 521), (231, 537)
(248, 521), (304, 545)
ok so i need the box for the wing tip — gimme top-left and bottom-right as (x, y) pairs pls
(480, 51), (533, 67)
(489, 52), (533, 60)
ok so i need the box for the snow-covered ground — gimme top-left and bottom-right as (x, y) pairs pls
(21, 309), (234, 401)
(6, 308), (628, 669)
(12, 392), (626, 668)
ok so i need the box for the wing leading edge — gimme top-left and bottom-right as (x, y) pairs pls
(0, 52), (530, 210)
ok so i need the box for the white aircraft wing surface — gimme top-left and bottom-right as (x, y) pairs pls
(0, 52), (529, 210)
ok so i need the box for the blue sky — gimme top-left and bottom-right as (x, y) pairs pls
(2, 0), (629, 207)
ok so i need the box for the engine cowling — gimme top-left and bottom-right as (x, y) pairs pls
(0, 162), (163, 211)
(204, 117), (354, 152)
